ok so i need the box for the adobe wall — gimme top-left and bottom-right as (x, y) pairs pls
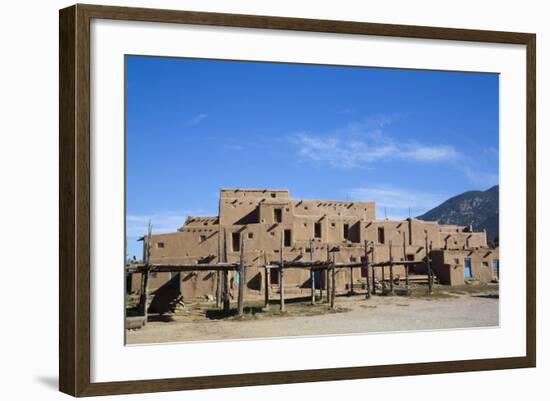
(431, 248), (499, 285)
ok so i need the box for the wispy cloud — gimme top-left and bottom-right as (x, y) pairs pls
(126, 209), (214, 237)
(348, 185), (446, 219)
(458, 164), (498, 188)
(290, 117), (459, 169)
(223, 144), (244, 152)
(184, 113), (208, 127)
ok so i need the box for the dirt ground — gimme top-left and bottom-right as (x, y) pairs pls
(126, 285), (499, 345)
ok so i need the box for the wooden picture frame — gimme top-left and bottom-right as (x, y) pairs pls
(59, 3), (536, 397)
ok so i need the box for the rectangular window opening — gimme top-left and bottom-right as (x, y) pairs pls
(343, 224), (350, 240)
(284, 229), (292, 247)
(232, 232), (241, 252)
(274, 208), (283, 223)
(314, 222), (322, 238)
(377, 227), (385, 244)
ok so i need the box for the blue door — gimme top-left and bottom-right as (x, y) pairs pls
(464, 258), (472, 278)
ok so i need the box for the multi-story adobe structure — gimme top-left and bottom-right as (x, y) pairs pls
(128, 188), (499, 302)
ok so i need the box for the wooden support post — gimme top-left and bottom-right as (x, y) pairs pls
(364, 240), (371, 299)
(223, 228), (230, 313)
(263, 252), (270, 309)
(429, 240), (434, 292)
(280, 232), (285, 313)
(138, 270), (146, 311)
(142, 267), (150, 324)
(216, 231), (221, 308)
(381, 263), (386, 293)
(237, 239), (245, 317)
(215, 271), (221, 308)
(425, 235), (433, 295)
(403, 231), (409, 289)
(330, 251), (336, 309)
(325, 247), (330, 304)
(389, 240), (394, 294)
(141, 221), (152, 324)
(310, 239), (315, 305)
(349, 266), (354, 295)
(371, 245), (376, 295)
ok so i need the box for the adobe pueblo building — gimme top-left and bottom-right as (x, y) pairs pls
(128, 188), (499, 302)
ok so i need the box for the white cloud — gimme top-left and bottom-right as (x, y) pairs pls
(348, 186), (446, 219)
(290, 118), (459, 169)
(184, 113), (208, 127)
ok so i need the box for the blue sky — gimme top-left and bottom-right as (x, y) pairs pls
(125, 55), (499, 259)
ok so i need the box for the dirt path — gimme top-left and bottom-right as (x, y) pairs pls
(126, 291), (499, 345)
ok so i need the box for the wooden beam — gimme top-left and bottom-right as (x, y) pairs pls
(127, 263), (240, 273)
(264, 260), (364, 269)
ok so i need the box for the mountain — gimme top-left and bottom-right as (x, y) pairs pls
(417, 185), (499, 242)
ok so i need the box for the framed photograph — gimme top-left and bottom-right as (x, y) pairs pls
(59, 4), (536, 397)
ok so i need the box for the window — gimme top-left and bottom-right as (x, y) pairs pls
(157, 242), (165, 249)
(270, 270), (279, 284)
(377, 227), (385, 244)
(343, 224), (350, 240)
(199, 235), (207, 242)
(284, 229), (292, 247)
(314, 222), (322, 238)
(248, 232), (254, 239)
(271, 192), (276, 198)
(232, 232), (240, 252)
(274, 208), (282, 223)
